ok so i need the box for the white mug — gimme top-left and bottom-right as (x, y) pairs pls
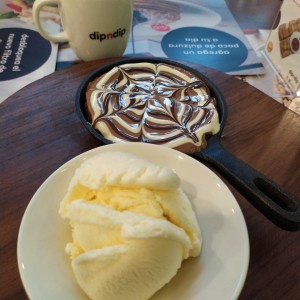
(32, 0), (133, 61)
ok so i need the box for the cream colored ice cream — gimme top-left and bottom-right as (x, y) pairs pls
(59, 151), (202, 300)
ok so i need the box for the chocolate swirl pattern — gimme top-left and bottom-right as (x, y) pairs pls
(86, 62), (220, 153)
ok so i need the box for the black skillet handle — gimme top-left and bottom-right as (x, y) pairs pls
(192, 138), (300, 231)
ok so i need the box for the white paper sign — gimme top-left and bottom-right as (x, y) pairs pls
(265, 0), (300, 94)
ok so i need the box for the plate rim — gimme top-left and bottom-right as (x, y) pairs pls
(17, 143), (249, 300)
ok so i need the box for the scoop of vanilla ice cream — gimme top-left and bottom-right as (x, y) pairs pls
(67, 200), (191, 300)
(60, 151), (201, 300)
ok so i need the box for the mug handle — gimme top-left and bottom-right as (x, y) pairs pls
(32, 0), (68, 43)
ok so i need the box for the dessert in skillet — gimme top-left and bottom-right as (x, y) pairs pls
(85, 62), (220, 154)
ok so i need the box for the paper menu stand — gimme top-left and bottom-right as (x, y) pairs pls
(264, 0), (300, 96)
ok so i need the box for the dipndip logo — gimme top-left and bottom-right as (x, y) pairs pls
(89, 28), (126, 42)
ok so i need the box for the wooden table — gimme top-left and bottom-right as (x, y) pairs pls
(1, 58), (300, 300)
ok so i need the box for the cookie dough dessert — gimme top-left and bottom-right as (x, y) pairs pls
(85, 62), (220, 154)
(59, 151), (202, 300)
(134, 0), (181, 23)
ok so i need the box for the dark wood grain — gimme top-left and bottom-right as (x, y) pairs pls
(0, 57), (299, 300)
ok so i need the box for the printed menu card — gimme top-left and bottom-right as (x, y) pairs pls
(265, 0), (300, 95)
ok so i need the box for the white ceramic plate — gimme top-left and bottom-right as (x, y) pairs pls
(17, 143), (249, 300)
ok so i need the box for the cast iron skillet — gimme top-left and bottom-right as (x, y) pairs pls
(75, 57), (300, 231)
